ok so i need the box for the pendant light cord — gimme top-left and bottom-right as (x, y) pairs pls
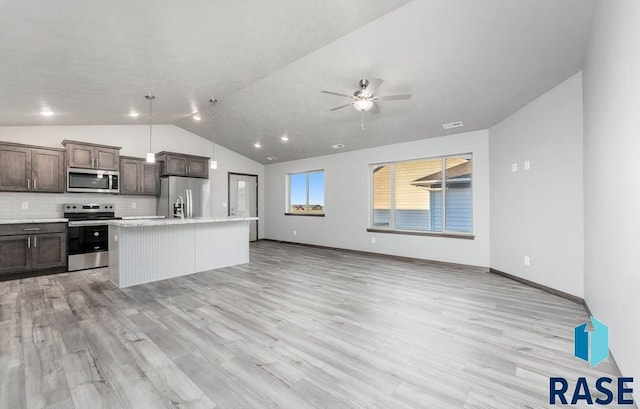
(145, 95), (156, 155)
(149, 97), (152, 152)
(210, 98), (218, 161)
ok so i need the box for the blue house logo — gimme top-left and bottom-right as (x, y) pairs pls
(549, 317), (633, 405)
(574, 316), (609, 367)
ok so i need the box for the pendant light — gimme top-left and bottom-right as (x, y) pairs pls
(145, 95), (156, 163)
(209, 98), (218, 169)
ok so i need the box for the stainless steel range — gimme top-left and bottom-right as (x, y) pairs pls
(64, 203), (121, 271)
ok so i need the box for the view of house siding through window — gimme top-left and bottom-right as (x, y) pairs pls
(288, 170), (325, 215)
(372, 164), (392, 226)
(371, 154), (472, 233)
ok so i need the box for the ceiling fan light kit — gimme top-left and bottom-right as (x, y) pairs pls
(353, 99), (374, 112)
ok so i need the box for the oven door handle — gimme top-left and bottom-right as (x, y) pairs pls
(68, 221), (112, 227)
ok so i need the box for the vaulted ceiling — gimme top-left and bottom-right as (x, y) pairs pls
(0, 0), (594, 163)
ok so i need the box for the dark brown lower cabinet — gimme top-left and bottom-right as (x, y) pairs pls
(0, 223), (67, 279)
(0, 235), (31, 274)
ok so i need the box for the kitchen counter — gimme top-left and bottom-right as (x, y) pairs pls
(108, 216), (257, 228)
(120, 216), (166, 220)
(108, 217), (257, 288)
(0, 218), (68, 224)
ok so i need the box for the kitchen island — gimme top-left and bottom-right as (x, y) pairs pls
(108, 217), (258, 288)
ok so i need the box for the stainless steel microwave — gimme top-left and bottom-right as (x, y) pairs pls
(67, 168), (120, 193)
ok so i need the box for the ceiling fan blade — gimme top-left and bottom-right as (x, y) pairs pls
(370, 103), (381, 115)
(321, 90), (354, 98)
(366, 78), (384, 93)
(329, 103), (353, 111)
(374, 93), (412, 101)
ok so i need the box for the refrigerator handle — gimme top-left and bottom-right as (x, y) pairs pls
(190, 189), (194, 217)
(190, 189), (194, 218)
(184, 189), (190, 219)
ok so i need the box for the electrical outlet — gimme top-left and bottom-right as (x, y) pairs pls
(131, 202), (137, 209)
(21, 202), (28, 210)
(293, 230), (297, 236)
(512, 163), (518, 172)
(371, 237), (376, 244)
(524, 256), (531, 266)
(524, 160), (531, 170)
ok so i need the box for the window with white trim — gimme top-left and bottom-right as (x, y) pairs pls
(286, 170), (325, 216)
(370, 154), (472, 234)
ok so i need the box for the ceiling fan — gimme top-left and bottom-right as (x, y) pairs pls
(321, 78), (412, 114)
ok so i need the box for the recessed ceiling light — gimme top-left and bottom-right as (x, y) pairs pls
(442, 121), (463, 130)
(40, 110), (54, 117)
(193, 114), (201, 121)
(331, 143), (345, 149)
(129, 111), (139, 117)
(267, 156), (277, 161)
(281, 135), (289, 142)
(254, 142), (261, 148)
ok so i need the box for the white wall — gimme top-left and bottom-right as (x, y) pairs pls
(583, 0), (640, 383)
(0, 125), (264, 237)
(489, 73), (584, 297)
(264, 130), (490, 267)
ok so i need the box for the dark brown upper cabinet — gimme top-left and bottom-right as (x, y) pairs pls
(0, 142), (66, 193)
(119, 156), (159, 196)
(62, 140), (121, 171)
(156, 152), (209, 179)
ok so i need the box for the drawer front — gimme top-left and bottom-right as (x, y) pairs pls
(0, 222), (67, 236)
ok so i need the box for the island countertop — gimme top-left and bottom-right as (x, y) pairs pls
(107, 216), (258, 228)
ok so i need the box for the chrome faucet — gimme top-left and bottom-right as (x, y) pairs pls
(174, 195), (184, 219)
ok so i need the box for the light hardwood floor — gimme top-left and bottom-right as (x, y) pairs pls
(0, 241), (631, 408)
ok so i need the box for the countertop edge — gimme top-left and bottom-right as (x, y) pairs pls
(108, 217), (258, 227)
(0, 218), (69, 224)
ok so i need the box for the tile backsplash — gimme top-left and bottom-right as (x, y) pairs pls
(0, 192), (157, 220)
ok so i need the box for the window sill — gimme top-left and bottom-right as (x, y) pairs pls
(284, 213), (325, 217)
(366, 228), (474, 240)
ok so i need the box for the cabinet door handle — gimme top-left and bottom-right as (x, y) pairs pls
(27, 178), (30, 190)
(23, 227), (41, 231)
(34, 237), (37, 247)
(27, 237), (31, 248)
(34, 177), (37, 190)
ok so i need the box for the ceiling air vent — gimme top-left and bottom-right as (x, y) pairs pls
(331, 143), (345, 149)
(442, 121), (463, 130)
(266, 156), (277, 161)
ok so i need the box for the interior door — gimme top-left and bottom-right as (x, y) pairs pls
(229, 173), (258, 241)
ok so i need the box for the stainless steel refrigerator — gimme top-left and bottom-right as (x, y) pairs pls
(158, 177), (211, 218)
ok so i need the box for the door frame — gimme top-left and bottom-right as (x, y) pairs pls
(228, 172), (259, 240)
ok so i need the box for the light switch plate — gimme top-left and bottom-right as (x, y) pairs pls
(524, 256), (531, 266)
(512, 163), (518, 172)
(21, 202), (28, 209)
(524, 160), (531, 170)
(131, 202), (137, 209)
